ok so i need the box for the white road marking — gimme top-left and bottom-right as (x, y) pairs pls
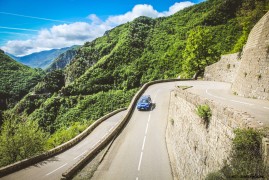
(45, 163), (67, 176)
(264, 107), (269, 110)
(206, 89), (256, 106)
(142, 136), (146, 151)
(206, 89), (226, 100)
(138, 152), (143, 171)
(230, 100), (254, 106)
(145, 122), (149, 134)
(73, 150), (87, 160)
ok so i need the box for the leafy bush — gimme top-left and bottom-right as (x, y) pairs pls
(196, 104), (212, 127)
(206, 128), (265, 178)
(228, 128), (264, 178)
(205, 171), (227, 180)
(0, 113), (48, 167)
(46, 122), (89, 149)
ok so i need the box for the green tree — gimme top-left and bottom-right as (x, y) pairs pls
(182, 26), (220, 79)
(0, 114), (47, 167)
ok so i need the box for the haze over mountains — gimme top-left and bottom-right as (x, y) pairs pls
(6, 46), (79, 69)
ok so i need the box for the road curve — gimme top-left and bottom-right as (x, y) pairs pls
(92, 81), (269, 180)
(1, 111), (127, 180)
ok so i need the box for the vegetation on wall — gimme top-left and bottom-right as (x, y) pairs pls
(205, 128), (265, 179)
(196, 104), (212, 128)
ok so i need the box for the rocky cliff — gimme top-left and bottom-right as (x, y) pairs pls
(46, 47), (78, 72)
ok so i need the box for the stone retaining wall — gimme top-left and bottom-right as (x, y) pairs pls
(204, 53), (241, 83)
(166, 87), (262, 179)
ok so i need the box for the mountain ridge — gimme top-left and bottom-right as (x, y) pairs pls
(6, 46), (76, 69)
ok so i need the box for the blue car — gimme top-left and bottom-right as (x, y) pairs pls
(137, 95), (152, 111)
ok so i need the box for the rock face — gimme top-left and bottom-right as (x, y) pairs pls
(204, 53), (241, 83)
(232, 11), (269, 100)
(46, 48), (77, 72)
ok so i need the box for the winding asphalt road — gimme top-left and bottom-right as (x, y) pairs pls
(2, 81), (269, 180)
(92, 81), (269, 180)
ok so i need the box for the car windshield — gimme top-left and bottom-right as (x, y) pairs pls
(140, 99), (149, 103)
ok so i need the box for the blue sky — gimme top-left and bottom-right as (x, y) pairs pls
(0, 0), (204, 56)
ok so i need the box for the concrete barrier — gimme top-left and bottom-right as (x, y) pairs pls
(61, 78), (193, 179)
(0, 108), (126, 178)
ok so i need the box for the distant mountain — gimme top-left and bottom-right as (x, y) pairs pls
(5, 52), (20, 61)
(46, 45), (79, 72)
(7, 46), (75, 69)
(0, 49), (45, 111)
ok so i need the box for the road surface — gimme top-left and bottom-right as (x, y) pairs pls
(2, 111), (127, 180)
(92, 81), (269, 180)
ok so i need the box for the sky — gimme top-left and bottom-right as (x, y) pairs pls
(0, 0), (205, 56)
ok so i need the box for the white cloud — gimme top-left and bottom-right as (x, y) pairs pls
(159, 2), (195, 16)
(105, 1), (194, 26)
(106, 4), (159, 26)
(1, 1), (195, 56)
(88, 14), (103, 25)
(2, 22), (111, 56)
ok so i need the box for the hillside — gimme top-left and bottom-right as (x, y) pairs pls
(1, 0), (268, 167)
(46, 46), (79, 72)
(9, 47), (74, 69)
(0, 49), (44, 111)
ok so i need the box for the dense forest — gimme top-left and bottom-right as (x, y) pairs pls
(0, 0), (268, 174)
(0, 50), (44, 113)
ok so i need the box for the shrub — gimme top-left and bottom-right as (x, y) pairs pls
(228, 128), (264, 178)
(205, 171), (227, 180)
(206, 128), (265, 178)
(196, 104), (212, 128)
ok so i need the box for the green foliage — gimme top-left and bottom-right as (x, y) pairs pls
(34, 70), (65, 94)
(182, 26), (220, 79)
(0, 113), (48, 167)
(0, 50), (45, 110)
(207, 128), (265, 178)
(29, 89), (136, 134)
(196, 104), (212, 127)
(228, 128), (264, 178)
(205, 171), (227, 180)
(46, 121), (88, 149)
